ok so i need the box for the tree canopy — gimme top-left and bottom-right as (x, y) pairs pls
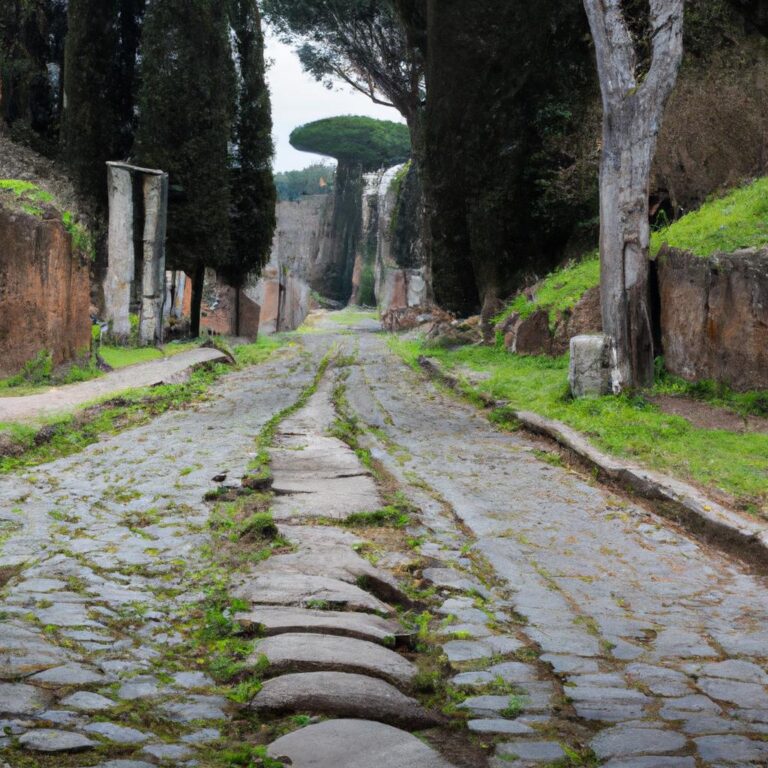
(290, 116), (411, 170)
(261, 0), (423, 127)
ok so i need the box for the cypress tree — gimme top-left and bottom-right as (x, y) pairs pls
(62, 0), (121, 206)
(220, 0), (277, 333)
(135, 0), (234, 337)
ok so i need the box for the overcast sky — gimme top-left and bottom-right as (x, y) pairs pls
(265, 30), (406, 173)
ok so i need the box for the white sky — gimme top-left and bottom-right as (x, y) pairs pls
(265, 30), (406, 173)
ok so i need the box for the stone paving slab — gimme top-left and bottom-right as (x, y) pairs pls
(253, 671), (440, 729)
(236, 605), (408, 645)
(232, 572), (393, 615)
(267, 718), (459, 768)
(252, 633), (417, 687)
(254, 540), (406, 604)
(18, 728), (95, 752)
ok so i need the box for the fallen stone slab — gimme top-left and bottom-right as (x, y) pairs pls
(232, 573), (392, 615)
(0, 682), (52, 716)
(267, 718), (458, 767)
(252, 633), (416, 687)
(19, 728), (95, 752)
(252, 671), (441, 729)
(236, 606), (409, 645)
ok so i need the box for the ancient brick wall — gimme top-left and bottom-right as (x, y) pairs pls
(657, 246), (768, 392)
(0, 204), (91, 378)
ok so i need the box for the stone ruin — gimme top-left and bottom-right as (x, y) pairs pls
(104, 162), (169, 345)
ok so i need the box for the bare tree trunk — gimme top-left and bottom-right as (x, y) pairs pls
(583, 0), (684, 390)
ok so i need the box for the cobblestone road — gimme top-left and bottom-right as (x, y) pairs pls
(1, 314), (768, 767)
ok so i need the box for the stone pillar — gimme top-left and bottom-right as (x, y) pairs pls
(105, 164), (134, 341)
(139, 172), (169, 345)
(569, 334), (616, 398)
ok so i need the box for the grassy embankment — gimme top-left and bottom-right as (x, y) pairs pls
(0, 336), (286, 473)
(393, 178), (768, 516)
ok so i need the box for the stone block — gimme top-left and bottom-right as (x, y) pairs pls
(569, 334), (614, 398)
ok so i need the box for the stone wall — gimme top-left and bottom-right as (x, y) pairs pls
(246, 196), (327, 333)
(0, 203), (91, 377)
(375, 164), (429, 316)
(657, 246), (768, 392)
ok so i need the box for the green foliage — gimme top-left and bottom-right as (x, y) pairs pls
(651, 177), (768, 257)
(499, 176), (768, 328)
(275, 164), (335, 201)
(135, 0), (234, 279)
(290, 116), (411, 171)
(0, 0), (65, 147)
(220, 0), (276, 290)
(13, 350), (52, 386)
(391, 339), (768, 514)
(61, 210), (95, 260)
(344, 505), (411, 529)
(0, 180), (95, 259)
(497, 253), (600, 330)
(61, 0), (121, 206)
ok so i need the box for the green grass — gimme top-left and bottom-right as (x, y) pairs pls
(392, 338), (768, 515)
(0, 179), (94, 259)
(99, 341), (198, 369)
(498, 254), (600, 327)
(327, 308), (379, 326)
(652, 176), (768, 257)
(499, 176), (768, 326)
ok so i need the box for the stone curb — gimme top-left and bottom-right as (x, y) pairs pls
(417, 355), (768, 568)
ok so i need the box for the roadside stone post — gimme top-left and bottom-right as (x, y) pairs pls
(105, 162), (169, 345)
(569, 334), (615, 398)
(105, 164), (134, 341)
(140, 172), (169, 345)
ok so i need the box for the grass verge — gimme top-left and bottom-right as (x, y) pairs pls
(0, 337), (286, 474)
(390, 338), (768, 517)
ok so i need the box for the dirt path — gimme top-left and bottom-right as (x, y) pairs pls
(0, 347), (229, 423)
(1, 312), (768, 767)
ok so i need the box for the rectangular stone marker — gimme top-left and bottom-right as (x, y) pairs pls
(105, 164), (135, 341)
(140, 172), (169, 345)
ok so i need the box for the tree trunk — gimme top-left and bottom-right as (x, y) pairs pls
(234, 287), (241, 337)
(582, 0), (684, 391)
(190, 264), (205, 338)
(599, 118), (656, 389)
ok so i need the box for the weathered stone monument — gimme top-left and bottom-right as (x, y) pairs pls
(105, 162), (169, 345)
(569, 334), (616, 398)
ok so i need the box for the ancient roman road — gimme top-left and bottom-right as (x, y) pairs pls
(1, 311), (768, 768)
